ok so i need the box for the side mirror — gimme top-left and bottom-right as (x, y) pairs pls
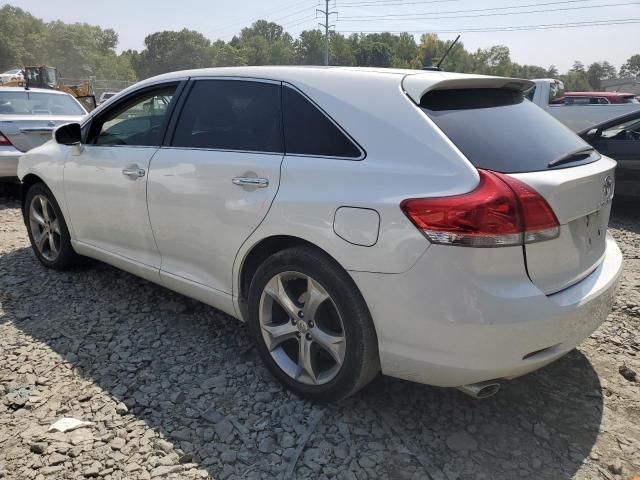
(54, 122), (81, 145)
(585, 128), (600, 141)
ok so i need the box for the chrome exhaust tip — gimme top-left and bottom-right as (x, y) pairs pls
(456, 381), (501, 399)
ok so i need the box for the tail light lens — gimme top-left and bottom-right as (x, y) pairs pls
(0, 131), (12, 146)
(401, 169), (559, 247)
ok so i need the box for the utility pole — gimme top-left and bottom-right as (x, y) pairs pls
(317, 0), (337, 66)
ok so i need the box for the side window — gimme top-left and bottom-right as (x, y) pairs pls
(171, 80), (282, 153)
(87, 85), (176, 146)
(282, 87), (361, 158)
(601, 118), (640, 141)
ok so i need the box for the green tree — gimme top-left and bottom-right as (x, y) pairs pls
(330, 32), (356, 66)
(354, 39), (393, 67)
(211, 41), (247, 67)
(134, 29), (211, 78)
(561, 70), (591, 91)
(472, 45), (513, 76)
(237, 20), (295, 65)
(587, 61), (617, 90)
(571, 60), (586, 73)
(619, 54), (640, 78)
(295, 30), (324, 65)
(0, 5), (46, 71)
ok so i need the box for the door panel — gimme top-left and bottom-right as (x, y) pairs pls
(147, 149), (283, 294)
(63, 83), (179, 268)
(147, 78), (284, 296)
(64, 146), (160, 266)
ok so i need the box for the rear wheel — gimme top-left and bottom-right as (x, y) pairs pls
(248, 246), (380, 402)
(24, 183), (79, 269)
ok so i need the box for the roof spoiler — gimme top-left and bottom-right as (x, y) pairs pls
(402, 75), (535, 105)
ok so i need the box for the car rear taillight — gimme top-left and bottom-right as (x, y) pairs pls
(401, 169), (560, 247)
(0, 131), (12, 146)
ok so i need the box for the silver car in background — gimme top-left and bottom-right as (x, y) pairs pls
(0, 87), (86, 179)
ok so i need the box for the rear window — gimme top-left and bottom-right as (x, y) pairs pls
(0, 91), (85, 116)
(421, 88), (597, 173)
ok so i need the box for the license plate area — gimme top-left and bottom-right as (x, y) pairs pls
(568, 208), (608, 267)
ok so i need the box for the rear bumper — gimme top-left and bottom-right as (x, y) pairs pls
(351, 233), (622, 387)
(0, 146), (21, 178)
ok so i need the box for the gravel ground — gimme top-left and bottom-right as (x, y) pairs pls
(0, 185), (639, 480)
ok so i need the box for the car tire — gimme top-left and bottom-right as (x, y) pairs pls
(24, 182), (79, 270)
(248, 245), (380, 402)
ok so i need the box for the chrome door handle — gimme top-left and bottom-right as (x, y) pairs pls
(232, 177), (269, 188)
(122, 168), (146, 178)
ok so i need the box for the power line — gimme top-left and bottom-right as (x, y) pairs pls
(213, 0), (315, 38)
(337, 17), (640, 33)
(340, 0), (598, 18)
(340, 0), (458, 6)
(281, 15), (320, 29)
(339, 1), (640, 21)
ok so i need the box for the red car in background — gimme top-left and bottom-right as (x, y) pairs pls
(553, 91), (640, 105)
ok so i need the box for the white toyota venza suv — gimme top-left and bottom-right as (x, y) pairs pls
(18, 67), (623, 401)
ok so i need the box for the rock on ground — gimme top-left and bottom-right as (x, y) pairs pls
(0, 188), (639, 479)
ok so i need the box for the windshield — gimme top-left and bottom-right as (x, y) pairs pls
(623, 97), (640, 104)
(3, 69), (21, 75)
(421, 88), (597, 173)
(0, 91), (85, 116)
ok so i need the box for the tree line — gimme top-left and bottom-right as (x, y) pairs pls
(1, 5), (639, 91)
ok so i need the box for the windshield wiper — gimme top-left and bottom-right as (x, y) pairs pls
(548, 147), (596, 168)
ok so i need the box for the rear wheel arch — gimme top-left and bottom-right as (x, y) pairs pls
(237, 236), (375, 328)
(239, 236), (317, 312)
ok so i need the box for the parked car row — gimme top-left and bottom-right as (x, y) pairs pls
(527, 78), (640, 131)
(16, 67), (623, 401)
(553, 91), (639, 105)
(0, 87), (87, 179)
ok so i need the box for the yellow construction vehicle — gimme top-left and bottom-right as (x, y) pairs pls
(3, 66), (97, 111)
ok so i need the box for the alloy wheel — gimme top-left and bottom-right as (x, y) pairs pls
(259, 271), (346, 385)
(29, 194), (61, 262)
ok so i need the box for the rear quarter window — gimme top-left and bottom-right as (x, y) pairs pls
(283, 87), (362, 159)
(420, 88), (597, 173)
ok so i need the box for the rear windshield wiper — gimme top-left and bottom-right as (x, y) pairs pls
(548, 147), (596, 168)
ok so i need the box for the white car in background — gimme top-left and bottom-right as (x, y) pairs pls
(1, 87), (86, 179)
(17, 67), (622, 401)
(0, 68), (24, 84)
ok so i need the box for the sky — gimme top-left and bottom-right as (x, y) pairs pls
(5, 0), (640, 72)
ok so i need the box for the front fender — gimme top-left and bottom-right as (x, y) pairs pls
(18, 141), (73, 237)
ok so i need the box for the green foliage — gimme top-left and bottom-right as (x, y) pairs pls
(561, 70), (592, 91)
(587, 61), (617, 90)
(619, 54), (640, 78)
(0, 4), (135, 80)
(296, 30), (324, 65)
(0, 4), (636, 91)
(235, 21), (295, 65)
(133, 29), (211, 78)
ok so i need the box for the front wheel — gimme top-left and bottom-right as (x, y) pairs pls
(24, 183), (79, 269)
(248, 246), (380, 402)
